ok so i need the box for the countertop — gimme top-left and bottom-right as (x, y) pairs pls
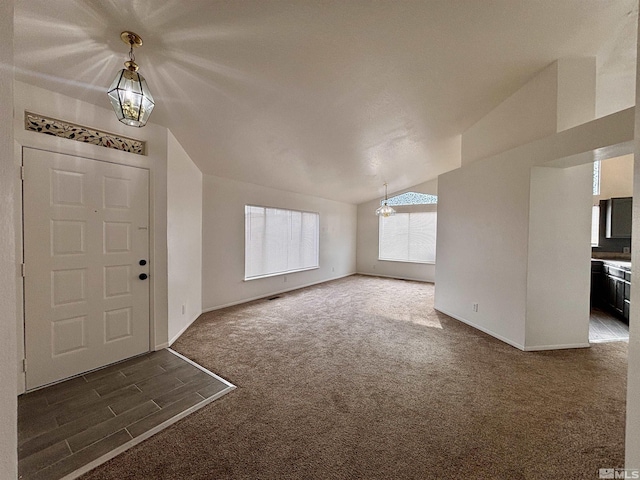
(592, 258), (631, 270)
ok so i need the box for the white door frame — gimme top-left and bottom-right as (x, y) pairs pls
(17, 142), (164, 393)
(22, 148), (154, 390)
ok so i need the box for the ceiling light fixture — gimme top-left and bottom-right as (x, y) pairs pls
(107, 31), (155, 128)
(375, 183), (396, 217)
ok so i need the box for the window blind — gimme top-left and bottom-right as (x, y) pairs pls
(379, 211), (437, 263)
(245, 205), (319, 280)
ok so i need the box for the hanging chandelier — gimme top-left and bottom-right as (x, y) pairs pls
(375, 183), (396, 217)
(107, 31), (155, 128)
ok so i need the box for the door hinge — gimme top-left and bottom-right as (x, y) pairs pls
(22, 359), (27, 373)
(20, 165), (25, 181)
(21, 263), (26, 277)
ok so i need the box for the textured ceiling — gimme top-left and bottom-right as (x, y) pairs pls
(13, 0), (638, 204)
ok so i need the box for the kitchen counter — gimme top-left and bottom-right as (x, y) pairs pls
(592, 259), (631, 270)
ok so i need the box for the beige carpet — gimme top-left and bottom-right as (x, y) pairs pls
(82, 275), (627, 479)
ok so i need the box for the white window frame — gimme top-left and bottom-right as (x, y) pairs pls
(378, 204), (437, 264)
(593, 160), (601, 196)
(244, 205), (320, 281)
(591, 204), (600, 247)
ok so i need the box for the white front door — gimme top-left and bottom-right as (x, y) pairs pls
(23, 148), (150, 390)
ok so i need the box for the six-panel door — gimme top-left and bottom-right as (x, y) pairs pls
(23, 148), (150, 390)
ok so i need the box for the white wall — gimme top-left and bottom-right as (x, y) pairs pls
(167, 131), (203, 344)
(595, 153), (634, 205)
(461, 62), (559, 166)
(13, 82), (171, 387)
(356, 179), (437, 282)
(625, 8), (640, 470)
(0, 0), (17, 476)
(202, 175), (357, 311)
(435, 151), (530, 348)
(596, 10), (637, 119)
(462, 58), (597, 165)
(437, 57), (602, 351)
(525, 164), (593, 350)
(557, 58), (596, 131)
(436, 109), (634, 350)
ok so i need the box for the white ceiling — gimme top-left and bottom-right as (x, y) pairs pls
(13, 0), (638, 204)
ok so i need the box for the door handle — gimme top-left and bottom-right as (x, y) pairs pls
(139, 273), (148, 280)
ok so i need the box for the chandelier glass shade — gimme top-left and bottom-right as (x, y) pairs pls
(107, 32), (155, 128)
(375, 183), (396, 217)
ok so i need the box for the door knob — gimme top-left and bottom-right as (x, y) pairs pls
(139, 273), (148, 280)
(139, 259), (147, 266)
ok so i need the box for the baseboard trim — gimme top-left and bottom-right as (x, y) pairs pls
(167, 313), (202, 347)
(523, 343), (591, 351)
(202, 273), (356, 313)
(434, 306), (526, 351)
(356, 271), (434, 283)
(435, 307), (592, 352)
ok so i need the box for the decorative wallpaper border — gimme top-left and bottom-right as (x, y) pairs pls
(25, 112), (146, 155)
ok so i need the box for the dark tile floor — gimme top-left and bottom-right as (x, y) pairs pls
(590, 307), (629, 343)
(18, 349), (235, 480)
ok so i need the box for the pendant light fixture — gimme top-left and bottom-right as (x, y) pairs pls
(375, 182), (396, 217)
(107, 31), (155, 127)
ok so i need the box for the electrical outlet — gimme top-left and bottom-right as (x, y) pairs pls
(182, 304), (186, 315)
(472, 303), (479, 312)
(332, 266), (335, 272)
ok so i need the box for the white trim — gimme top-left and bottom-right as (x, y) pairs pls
(590, 338), (629, 344)
(436, 306), (592, 351)
(59, 350), (235, 480)
(202, 273), (355, 313)
(356, 271), (434, 284)
(434, 306), (526, 351)
(167, 313), (202, 347)
(523, 343), (591, 351)
(167, 348), (236, 388)
(244, 266), (319, 282)
(377, 259), (436, 265)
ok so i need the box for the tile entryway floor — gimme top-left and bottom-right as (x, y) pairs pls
(18, 349), (235, 480)
(590, 307), (629, 343)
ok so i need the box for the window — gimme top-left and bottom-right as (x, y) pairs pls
(245, 205), (319, 280)
(385, 191), (438, 206)
(593, 160), (601, 196)
(591, 160), (601, 246)
(591, 205), (600, 246)
(378, 192), (437, 264)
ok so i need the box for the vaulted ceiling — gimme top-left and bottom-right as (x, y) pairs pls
(13, 0), (638, 204)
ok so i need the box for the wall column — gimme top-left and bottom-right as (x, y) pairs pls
(0, 0), (18, 476)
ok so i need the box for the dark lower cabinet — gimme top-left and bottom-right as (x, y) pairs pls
(607, 275), (625, 318)
(591, 260), (604, 307)
(624, 300), (631, 322)
(595, 261), (631, 324)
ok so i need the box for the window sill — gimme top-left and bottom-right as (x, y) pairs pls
(244, 266), (319, 281)
(378, 259), (435, 265)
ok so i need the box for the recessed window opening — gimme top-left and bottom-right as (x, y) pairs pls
(245, 205), (319, 280)
(378, 192), (437, 264)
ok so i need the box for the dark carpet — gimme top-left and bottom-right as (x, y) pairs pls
(82, 274), (627, 479)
